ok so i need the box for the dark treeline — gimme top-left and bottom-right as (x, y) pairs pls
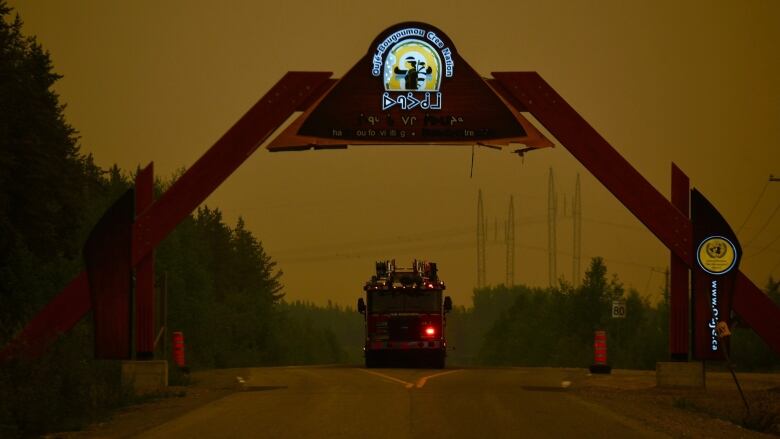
(449, 258), (665, 368)
(447, 258), (780, 371)
(157, 201), (360, 368)
(279, 300), (364, 365)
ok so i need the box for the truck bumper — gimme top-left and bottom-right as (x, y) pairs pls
(367, 340), (443, 350)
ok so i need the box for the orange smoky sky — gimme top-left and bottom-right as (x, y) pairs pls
(8, 0), (780, 308)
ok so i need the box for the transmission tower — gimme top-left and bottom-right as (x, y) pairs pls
(548, 168), (558, 287)
(477, 189), (487, 288)
(572, 174), (582, 287)
(506, 195), (515, 286)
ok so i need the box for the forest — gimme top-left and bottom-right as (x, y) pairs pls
(0, 2), (778, 436)
(448, 261), (780, 371)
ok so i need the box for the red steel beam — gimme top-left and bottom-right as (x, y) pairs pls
(134, 163), (155, 358)
(733, 272), (780, 355)
(1, 72), (334, 361)
(492, 71), (693, 265)
(132, 72), (335, 264)
(670, 163), (690, 360)
(0, 272), (91, 361)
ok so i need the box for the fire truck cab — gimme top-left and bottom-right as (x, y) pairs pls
(357, 259), (452, 368)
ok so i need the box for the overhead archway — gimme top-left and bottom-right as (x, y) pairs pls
(2, 22), (778, 363)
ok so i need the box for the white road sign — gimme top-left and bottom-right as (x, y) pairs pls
(612, 300), (626, 319)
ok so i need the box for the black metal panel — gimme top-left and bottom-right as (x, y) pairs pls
(84, 188), (134, 360)
(388, 316), (420, 341)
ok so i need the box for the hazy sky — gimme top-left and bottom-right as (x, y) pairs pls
(8, 0), (780, 308)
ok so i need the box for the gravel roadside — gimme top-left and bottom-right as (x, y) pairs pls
(46, 368), (247, 439)
(572, 369), (780, 438)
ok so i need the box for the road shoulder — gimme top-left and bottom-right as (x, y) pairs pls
(48, 368), (247, 438)
(571, 369), (780, 438)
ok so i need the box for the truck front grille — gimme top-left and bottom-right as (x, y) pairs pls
(387, 317), (420, 341)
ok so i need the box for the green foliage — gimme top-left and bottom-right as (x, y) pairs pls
(451, 258), (779, 371)
(0, 1), (84, 261)
(0, 321), (132, 437)
(275, 300), (364, 364)
(490, 258), (663, 368)
(158, 206), (285, 369)
(453, 258), (661, 367)
(0, 1), (103, 343)
(446, 284), (527, 365)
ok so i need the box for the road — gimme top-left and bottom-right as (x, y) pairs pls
(139, 365), (665, 438)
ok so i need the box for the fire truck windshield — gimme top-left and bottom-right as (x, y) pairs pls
(368, 290), (442, 313)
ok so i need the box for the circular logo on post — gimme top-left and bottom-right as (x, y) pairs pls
(696, 236), (738, 275)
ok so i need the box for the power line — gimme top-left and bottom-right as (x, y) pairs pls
(743, 232), (780, 260)
(272, 225), (473, 257)
(643, 267), (667, 296)
(769, 258), (780, 277)
(744, 199), (780, 248)
(580, 216), (645, 232)
(737, 180), (770, 233)
(278, 239), (666, 274)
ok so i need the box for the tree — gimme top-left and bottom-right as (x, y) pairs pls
(0, 1), (113, 341)
(0, 2), (90, 261)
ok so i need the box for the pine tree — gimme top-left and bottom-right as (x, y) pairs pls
(0, 1), (108, 339)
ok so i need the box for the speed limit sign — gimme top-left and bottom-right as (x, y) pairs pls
(612, 300), (626, 319)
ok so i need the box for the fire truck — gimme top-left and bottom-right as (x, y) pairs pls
(357, 259), (452, 368)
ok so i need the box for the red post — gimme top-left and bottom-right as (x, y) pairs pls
(670, 164), (690, 360)
(590, 330), (611, 374)
(172, 331), (185, 368)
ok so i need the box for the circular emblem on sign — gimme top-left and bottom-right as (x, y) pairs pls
(696, 236), (737, 275)
(383, 39), (442, 92)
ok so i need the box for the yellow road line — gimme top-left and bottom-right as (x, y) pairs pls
(415, 369), (462, 388)
(359, 368), (464, 389)
(359, 369), (415, 388)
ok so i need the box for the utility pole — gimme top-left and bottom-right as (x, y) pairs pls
(548, 168), (558, 287)
(572, 174), (582, 287)
(477, 189), (487, 288)
(506, 195), (515, 286)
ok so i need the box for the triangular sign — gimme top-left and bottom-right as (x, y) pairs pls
(267, 22), (552, 151)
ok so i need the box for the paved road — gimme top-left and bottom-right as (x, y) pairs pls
(140, 366), (665, 438)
